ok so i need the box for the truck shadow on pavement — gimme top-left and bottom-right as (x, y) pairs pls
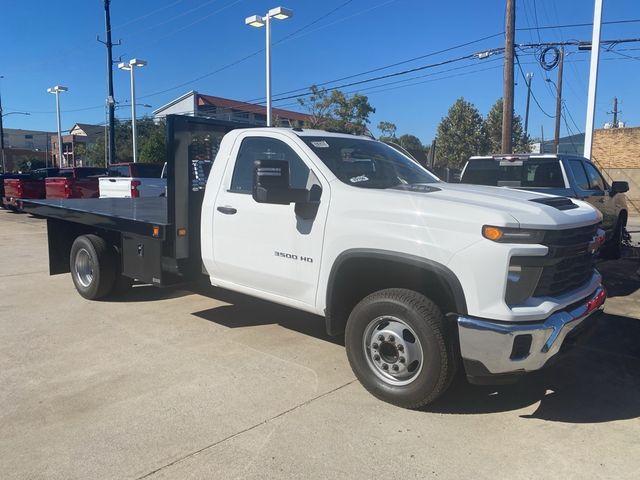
(191, 286), (345, 346)
(597, 251), (640, 298)
(116, 261), (640, 423)
(428, 312), (640, 423)
(106, 284), (195, 302)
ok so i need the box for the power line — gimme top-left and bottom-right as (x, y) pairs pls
(10, 47), (638, 117)
(608, 49), (640, 61)
(273, 58), (505, 108)
(518, 18), (640, 31)
(563, 100), (583, 133)
(268, 51), (490, 104)
(245, 32), (504, 103)
(111, 0), (183, 31)
(138, 0), (362, 100)
(278, 0), (402, 44)
(120, 0), (222, 38)
(124, 0), (241, 53)
(515, 53), (554, 118)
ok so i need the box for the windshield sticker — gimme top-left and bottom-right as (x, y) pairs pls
(311, 140), (329, 148)
(350, 175), (369, 183)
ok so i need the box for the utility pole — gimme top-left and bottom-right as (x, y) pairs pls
(607, 97), (621, 127)
(99, 0), (118, 165)
(524, 72), (533, 136)
(553, 48), (564, 154)
(501, 0), (516, 154)
(540, 125), (545, 154)
(584, 0), (603, 159)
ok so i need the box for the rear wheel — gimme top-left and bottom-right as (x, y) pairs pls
(70, 235), (116, 299)
(345, 288), (456, 409)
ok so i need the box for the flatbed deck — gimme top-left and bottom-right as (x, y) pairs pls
(22, 198), (169, 238)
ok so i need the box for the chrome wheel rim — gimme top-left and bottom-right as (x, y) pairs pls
(363, 316), (424, 386)
(75, 248), (94, 288)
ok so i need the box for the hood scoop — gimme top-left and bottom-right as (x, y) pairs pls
(529, 196), (578, 211)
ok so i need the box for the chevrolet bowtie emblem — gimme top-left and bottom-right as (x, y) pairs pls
(589, 229), (606, 254)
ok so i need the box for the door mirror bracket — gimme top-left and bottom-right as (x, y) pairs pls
(253, 160), (322, 219)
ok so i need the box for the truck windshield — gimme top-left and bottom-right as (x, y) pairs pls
(461, 159), (565, 188)
(301, 136), (438, 189)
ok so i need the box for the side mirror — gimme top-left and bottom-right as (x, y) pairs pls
(252, 159), (307, 205)
(610, 181), (629, 196)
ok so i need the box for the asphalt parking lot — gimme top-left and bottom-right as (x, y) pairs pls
(1, 210), (639, 480)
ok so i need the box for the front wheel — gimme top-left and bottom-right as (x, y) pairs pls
(345, 288), (456, 409)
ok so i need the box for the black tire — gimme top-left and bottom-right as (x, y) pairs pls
(345, 288), (456, 409)
(70, 234), (116, 300)
(602, 218), (624, 260)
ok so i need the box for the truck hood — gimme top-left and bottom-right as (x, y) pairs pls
(389, 182), (601, 229)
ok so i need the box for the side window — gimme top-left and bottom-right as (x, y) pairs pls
(230, 137), (310, 193)
(583, 162), (606, 191)
(569, 160), (590, 191)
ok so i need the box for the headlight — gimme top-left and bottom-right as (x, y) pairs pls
(482, 225), (546, 244)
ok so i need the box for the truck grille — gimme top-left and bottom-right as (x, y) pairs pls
(533, 253), (596, 297)
(533, 224), (598, 297)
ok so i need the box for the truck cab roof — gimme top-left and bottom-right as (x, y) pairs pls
(227, 127), (374, 141)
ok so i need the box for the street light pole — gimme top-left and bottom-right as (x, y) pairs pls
(245, 7), (293, 127)
(118, 59), (147, 163)
(47, 85), (68, 168)
(265, 13), (272, 127)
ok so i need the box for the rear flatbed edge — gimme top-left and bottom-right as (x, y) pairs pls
(21, 198), (169, 239)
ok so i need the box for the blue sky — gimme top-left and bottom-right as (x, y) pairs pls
(1, 0), (639, 144)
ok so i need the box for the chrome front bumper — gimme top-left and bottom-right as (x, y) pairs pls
(457, 286), (606, 377)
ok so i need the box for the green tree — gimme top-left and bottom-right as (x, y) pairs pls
(482, 98), (530, 154)
(16, 156), (46, 172)
(377, 121), (397, 141)
(436, 97), (485, 168)
(298, 85), (375, 135)
(139, 127), (166, 164)
(82, 136), (107, 167)
(79, 118), (166, 166)
(296, 85), (333, 129)
(397, 134), (424, 151)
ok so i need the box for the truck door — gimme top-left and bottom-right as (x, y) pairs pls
(211, 133), (329, 307)
(581, 161), (616, 231)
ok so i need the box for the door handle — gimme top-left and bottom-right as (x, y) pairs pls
(217, 206), (237, 215)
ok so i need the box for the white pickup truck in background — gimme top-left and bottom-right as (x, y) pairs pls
(99, 162), (166, 198)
